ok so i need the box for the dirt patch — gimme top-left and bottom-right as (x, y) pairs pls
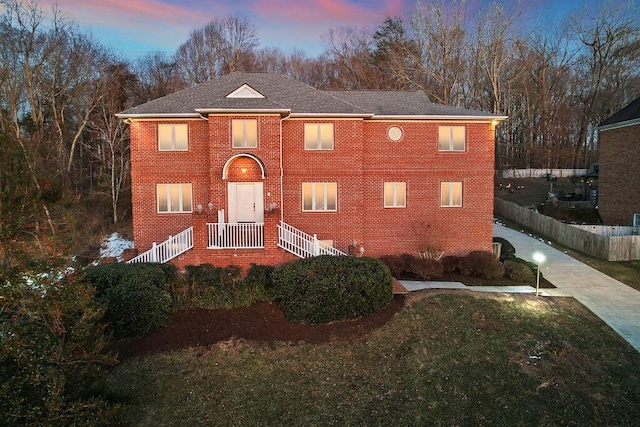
(114, 295), (406, 360)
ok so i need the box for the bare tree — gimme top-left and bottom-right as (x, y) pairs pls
(175, 15), (258, 85)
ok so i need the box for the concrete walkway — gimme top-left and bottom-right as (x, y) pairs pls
(493, 223), (640, 352)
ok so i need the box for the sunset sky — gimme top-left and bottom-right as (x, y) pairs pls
(23, 0), (597, 60)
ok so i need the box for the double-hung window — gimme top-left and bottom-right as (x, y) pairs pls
(304, 123), (334, 150)
(232, 119), (258, 148)
(302, 183), (337, 211)
(441, 182), (462, 207)
(157, 183), (192, 213)
(384, 182), (406, 208)
(438, 126), (465, 151)
(158, 124), (188, 151)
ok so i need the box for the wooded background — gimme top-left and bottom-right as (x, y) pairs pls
(1, 0), (639, 264)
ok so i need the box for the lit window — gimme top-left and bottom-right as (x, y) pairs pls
(157, 184), (192, 213)
(384, 182), (406, 207)
(302, 183), (337, 211)
(438, 126), (465, 151)
(304, 123), (334, 150)
(158, 124), (188, 151)
(232, 120), (258, 148)
(441, 182), (462, 207)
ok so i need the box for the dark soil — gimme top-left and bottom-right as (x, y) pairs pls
(115, 295), (406, 360)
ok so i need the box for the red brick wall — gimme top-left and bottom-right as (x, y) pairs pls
(598, 125), (640, 225)
(129, 114), (496, 267)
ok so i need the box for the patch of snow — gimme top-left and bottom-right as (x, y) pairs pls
(100, 232), (134, 262)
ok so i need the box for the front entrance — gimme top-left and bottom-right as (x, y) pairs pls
(228, 182), (264, 224)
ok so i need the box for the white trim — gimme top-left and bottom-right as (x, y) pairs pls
(304, 123), (335, 150)
(302, 182), (338, 212)
(441, 182), (463, 207)
(195, 108), (290, 115)
(598, 118), (640, 132)
(158, 123), (189, 151)
(115, 113), (202, 119)
(372, 115), (508, 121)
(290, 113), (373, 119)
(222, 154), (266, 180)
(226, 84), (265, 99)
(384, 182), (406, 208)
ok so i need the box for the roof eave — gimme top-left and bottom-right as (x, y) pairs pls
(289, 112), (374, 119)
(115, 113), (203, 119)
(371, 114), (508, 121)
(195, 108), (291, 116)
(597, 117), (640, 132)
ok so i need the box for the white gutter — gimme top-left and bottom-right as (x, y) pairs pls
(371, 114), (508, 121)
(598, 117), (640, 132)
(115, 113), (202, 119)
(289, 113), (373, 119)
(195, 108), (291, 115)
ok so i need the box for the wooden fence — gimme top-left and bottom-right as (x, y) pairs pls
(495, 198), (640, 261)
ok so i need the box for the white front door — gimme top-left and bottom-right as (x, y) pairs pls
(228, 182), (264, 223)
(237, 183), (256, 222)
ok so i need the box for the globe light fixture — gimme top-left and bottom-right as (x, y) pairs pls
(533, 252), (546, 297)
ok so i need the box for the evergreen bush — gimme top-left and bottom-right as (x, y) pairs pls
(272, 256), (393, 324)
(84, 263), (174, 338)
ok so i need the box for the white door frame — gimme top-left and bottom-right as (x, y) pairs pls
(227, 182), (264, 223)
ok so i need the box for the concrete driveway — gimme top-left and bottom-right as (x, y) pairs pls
(494, 223), (640, 352)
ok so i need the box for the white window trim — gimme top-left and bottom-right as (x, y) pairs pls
(158, 124), (188, 151)
(441, 182), (463, 207)
(232, 119), (258, 148)
(157, 183), (193, 213)
(302, 182), (338, 212)
(438, 126), (466, 152)
(384, 182), (406, 208)
(304, 123), (334, 150)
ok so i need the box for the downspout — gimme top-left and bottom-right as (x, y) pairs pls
(280, 115), (290, 223)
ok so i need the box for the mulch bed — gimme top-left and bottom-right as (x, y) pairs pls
(115, 295), (406, 360)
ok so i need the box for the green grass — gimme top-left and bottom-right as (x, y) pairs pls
(106, 293), (640, 426)
(497, 216), (640, 292)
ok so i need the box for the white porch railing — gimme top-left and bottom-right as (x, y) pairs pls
(208, 223), (264, 249)
(128, 227), (193, 264)
(277, 221), (346, 258)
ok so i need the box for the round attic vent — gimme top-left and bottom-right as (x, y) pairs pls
(388, 126), (403, 141)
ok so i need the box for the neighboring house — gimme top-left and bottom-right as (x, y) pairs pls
(116, 72), (506, 268)
(597, 97), (640, 225)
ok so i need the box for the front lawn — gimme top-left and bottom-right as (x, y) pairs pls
(107, 292), (640, 426)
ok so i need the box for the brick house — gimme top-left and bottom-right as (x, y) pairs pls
(597, 96), (640, 225)
(116, 72), (506, 268)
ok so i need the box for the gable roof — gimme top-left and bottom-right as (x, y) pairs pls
(117, 72), (505, 121)
(598, 96), (640, 131)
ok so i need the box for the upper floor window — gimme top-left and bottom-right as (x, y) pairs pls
(438, 126), (465, 151)
(157, 183), (192, 213)
(302, 182), (337, 211)
(441, 182), (462, 207)
(304, 123), (334, 150)
(158, 124), (188, 151)
(384, 182), (406, 208)
(232, 119), (258, 148)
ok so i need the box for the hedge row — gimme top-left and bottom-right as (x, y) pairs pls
(271, 256), (393, 324)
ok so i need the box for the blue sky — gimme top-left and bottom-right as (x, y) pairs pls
(25, 0), (599, 60)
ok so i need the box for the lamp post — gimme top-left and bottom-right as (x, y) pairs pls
(533, 252), (546, 297)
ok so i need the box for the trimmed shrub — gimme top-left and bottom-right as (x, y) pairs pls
(84, 263), (174, 338)
(243, 264), (275, 290)
(504, 259), (536, 283)
(441, 255), (461, 273)
(272, 256), (393, 324)
(458, 251), (505, 280)
(378, 255), (407, 278)
(408, 257), (444, 280)
(493, 237), (515, 261)
(184, 264), (223, 288)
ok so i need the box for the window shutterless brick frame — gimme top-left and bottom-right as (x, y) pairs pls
(128, 113), (496, 267)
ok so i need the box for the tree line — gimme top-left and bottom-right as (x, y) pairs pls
(1, 0), (639, 264)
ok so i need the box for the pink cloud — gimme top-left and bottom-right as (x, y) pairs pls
(32, 0), (210, 29)
(251, 0), (408, 26)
